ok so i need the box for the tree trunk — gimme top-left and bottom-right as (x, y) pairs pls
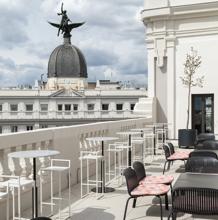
(186, 84), (191, 129)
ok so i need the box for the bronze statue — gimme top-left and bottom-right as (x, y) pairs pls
(48, 3), (84, 38)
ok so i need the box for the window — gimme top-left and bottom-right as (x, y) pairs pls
(116, 104), (123, 111)
(130, 104), (135, 111)
(87, 104), (94, 111)
(40, 104), (48, 111)
(0, 104), (2, 112)
(40, 125), (48, 129)
(26, 125), (33, 131)
(10, 104), (18, 111)
(11, 125), (18, 133)
(26, 104), (33, 111)
(102, 104), (109, 111)
(73, 104), (78, 111)
(58, 104), (62, 111)
(65, 104), (71, 111)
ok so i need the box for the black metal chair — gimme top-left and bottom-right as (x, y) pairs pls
(195, 133), (216, 149)
(167, 142), (175, 154)
(123, 167), (169, 220)
(132, 161), (174, 209)
(133, 161), (174, 186)
(189, 150), (218, 159)
(185, 156), (218, 173)
(169, 187), (218, 219)
(162, 144), (189, 174)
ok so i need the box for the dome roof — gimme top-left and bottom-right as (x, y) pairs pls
(48, 41), (87, 78)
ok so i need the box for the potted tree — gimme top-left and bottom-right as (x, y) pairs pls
(178, 47), (204, 148)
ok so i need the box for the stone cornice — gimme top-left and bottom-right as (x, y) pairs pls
(142, 1), (218, 23)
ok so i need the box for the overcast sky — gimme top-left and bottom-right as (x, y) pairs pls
(0, 0), (147, 87)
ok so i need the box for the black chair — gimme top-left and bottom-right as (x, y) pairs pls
(185, 156), (218, 173)
(167, 142), (190, 156)
(167, 142), (175, 154)
(189, 150), (218, 159)
(195, 133), (216, 149)
(197, 133), (215, 142)
(133, 161), (174, 209)
(123, 167), (169, 220)
(133, 161), (146, 182)
(199, 140), (218, 150)
(133, 161), (173, 186)
(169, 187), (218, 219)
(162, 144), (189, 174)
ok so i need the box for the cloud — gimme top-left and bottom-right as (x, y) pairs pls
(0, 0), (33, 49)
(0, 56), (44, 87)
(0, 0), (148, 87)
(0, 56), (16, 70)
(83, 48), (117, 67)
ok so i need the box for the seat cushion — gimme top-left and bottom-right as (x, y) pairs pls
(168, 152), (189, 160)
(131, 183), (169, 196)
(140, 175), (174, 185)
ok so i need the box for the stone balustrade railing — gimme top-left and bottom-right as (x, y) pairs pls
(0, 117), (151, 218)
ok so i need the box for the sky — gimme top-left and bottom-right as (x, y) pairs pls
(0, 0), (147, 88)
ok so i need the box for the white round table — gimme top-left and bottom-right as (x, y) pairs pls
(86, 137), (118, 193)
(116, 131), (141, 166)
(8, 150), (60, 218)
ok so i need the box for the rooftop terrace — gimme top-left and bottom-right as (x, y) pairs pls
(0, 118), (217, 220)
(21, 147), (218, 220)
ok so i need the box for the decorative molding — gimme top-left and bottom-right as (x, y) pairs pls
(154, 38), (167, 67)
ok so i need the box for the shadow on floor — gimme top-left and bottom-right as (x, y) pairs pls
(151, 158), (165, 163)
(192, 214), (218, 219)
(145, 167), (163, 173)
(146, 205), (170, 218)
(68, 207), (115, 220)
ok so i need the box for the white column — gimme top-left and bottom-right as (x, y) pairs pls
(146, 40), (155, 98)
(166, 37), (176, 139)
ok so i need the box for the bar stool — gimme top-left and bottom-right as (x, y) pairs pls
(40, 159), (71, 219)
(106, 143), (124, 185)
(115, 142), (131, 169)
(0, 177), (9, 220)
(79, 150), (103, 198)
(143, 132), (155, 163)
(131, 137), (144, 163)
(1, 175), (34, 220)
(156, 128), (166, 152)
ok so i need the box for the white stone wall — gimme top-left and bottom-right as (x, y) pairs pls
(142, 0), (218, 138)
(0, 117), (151, 219)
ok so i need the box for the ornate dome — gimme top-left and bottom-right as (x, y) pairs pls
(48, 39), (87, 78)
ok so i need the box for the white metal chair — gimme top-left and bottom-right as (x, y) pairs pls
(131, 137), (144, 163)
(155, 128), (166, 152)
(106, 143), (124, 185)
(143, 132), (155, 163)
(40, 159), (71, 220)
(0, 176), (9, 220)
(0, 175), (34, 220)
(79, 138), (103, 198)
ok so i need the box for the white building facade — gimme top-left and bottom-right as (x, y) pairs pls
(142, 0), (218, 138)
(0, 84), (148, 134)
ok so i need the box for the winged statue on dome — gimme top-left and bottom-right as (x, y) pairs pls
(48, 3), (85, 38)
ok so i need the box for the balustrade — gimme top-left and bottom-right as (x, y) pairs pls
(0, 117), (150, 218)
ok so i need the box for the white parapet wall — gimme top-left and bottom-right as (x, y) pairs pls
(0, 117), (152, 219)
